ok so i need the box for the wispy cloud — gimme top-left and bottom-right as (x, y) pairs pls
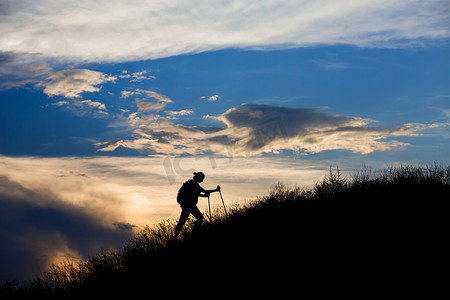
(0, 64), (53, 88)
(314, 58), (352, 70)
(136, 99), (167, 112)
(118, 70), (156, 82)
(130, 71), (156, 82)
(1, 1), (448, 65)
(121, 89), (173, 102)
(50, 99), (109, 118)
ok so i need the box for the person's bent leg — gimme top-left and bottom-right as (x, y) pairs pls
(175, 207), (190, 239)
(191, 205), (204, 233)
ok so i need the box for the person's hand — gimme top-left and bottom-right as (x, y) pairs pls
(216, 185), (221, 192)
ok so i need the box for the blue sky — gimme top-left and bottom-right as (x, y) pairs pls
(1, 0), (450, 280)
(1, 46), (449, 161)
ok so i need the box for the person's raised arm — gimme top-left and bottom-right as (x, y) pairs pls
(201, 185), (220, 194)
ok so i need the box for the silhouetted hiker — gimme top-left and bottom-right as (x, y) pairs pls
(174, 172), (220, 239)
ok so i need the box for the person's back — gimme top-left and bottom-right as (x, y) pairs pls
(183, 179), (202, 205)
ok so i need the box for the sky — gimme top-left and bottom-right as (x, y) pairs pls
(1, 0), (450, 281)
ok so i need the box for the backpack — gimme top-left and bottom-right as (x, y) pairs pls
(177, 181), (188, 205)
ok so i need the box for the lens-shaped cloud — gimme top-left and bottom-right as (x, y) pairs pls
(97, 103), (450, 156)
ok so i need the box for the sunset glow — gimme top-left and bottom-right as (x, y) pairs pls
(1, 0), (449, 281)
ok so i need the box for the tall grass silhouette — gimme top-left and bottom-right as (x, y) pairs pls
(2, 164), (448, 298)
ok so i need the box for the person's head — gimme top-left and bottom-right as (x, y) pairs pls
(193, 172), (205, 183)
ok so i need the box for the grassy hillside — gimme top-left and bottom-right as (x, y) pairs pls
(2, 164), (449, 298)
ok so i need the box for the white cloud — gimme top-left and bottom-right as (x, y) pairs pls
(202, 95), (220, 102)
(120, 89), (174, 113)
(1, 0), (448, 65)
(80, 99), (106, 111)
(43, 69), (116, 98)
(166, 109), (194, 119)
(121, 90), (135, 98)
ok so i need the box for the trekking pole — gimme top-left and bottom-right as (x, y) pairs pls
(219, 190), (227, 216)
(207, 194), (212, 221)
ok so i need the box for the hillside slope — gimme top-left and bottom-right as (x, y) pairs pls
(2, 164), (449, 298)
